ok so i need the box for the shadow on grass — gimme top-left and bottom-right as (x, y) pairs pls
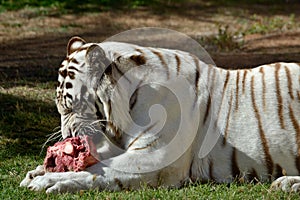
(0, 36), (68, 86)
(0, 92), (60, 159)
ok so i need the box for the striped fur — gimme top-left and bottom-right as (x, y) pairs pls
(21, 37), (300, 193)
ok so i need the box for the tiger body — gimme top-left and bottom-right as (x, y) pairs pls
(21, 37), (300, 193)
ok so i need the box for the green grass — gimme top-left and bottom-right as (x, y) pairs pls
(198, 12), (298, 52)
(1, 156), (300, 200)
(1, 81), (300, 199)
(1, 152), (300, 200)
(0, 0), (299, 197)
(245, 14), (296, 35)
(198, 25), (244, 52)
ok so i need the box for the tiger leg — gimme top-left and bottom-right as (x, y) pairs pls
(23, 150), (190, 193)
(23, 163), (160, 193)
(26, 171), (97, 193)
(20, 165), (45, 187)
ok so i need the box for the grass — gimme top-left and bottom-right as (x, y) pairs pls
(198, 25), (244, 52)
(2, 160), (300, 200)
(0, 83), (57, 146)
(1, 82), (300, 199)
(2, 151), (300, 199)
(198, 12), (298, 52)
(245, 14), (296, 35)
(1, 0), (300, 198)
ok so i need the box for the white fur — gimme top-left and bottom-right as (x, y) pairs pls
(20, 39), (300, 193)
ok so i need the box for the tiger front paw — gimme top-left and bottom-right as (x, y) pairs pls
(20, 165), (45, 187)
(27, 174), (62, 193)
(271, 176), (300, 192)
(26, 171), (96, 193)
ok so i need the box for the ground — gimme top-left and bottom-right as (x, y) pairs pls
(1, 1), (300, 199)
(1, 2), (300, 82)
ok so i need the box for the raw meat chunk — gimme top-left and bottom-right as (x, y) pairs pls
(44, 135), (99, 172)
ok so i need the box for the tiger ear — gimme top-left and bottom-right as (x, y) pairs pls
(67, 36), (86, 56)
(85, 44), (110, 78)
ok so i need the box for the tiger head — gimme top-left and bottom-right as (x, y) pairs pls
(56, 37), (113, 139)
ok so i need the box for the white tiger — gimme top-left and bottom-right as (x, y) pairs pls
(20, 36), (300, 193)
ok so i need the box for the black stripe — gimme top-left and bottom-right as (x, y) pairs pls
(152, 50), (170, 79)
(193, 55), (201, 92)
(235, 70), (240, 111)
(129, 80), (143, 112)
(132, 138), (159, 150)
(129, 89), (139, 110)
(95, 97), (104, 120)
(130, 54), (146, 66)
(108, 99), (112, 118)
(231, 147), (241, 179)
(224, 71), (230, 92)
(223, 92), (233, 146)
(135, 48), (144, 54)
(71, 58), (79, 64)
(175, 54), (181, 76)
(259, 67), (266, 111)
(127, 123), (157, 149)
(285, 66), (294, 100)
(274, 164), (285, 179)
(242, 70), (248, 94)
(248, 168), (259, 183)
(113, 62), (131, 83)
(275, 63), (285, 129)
(203, 67), (215, 125)
(208, 159), (215, 181)
(68, 66), (82, 72)
(251, 76), (274, 175)
(215, 70), (230, 126)
(195, 69), (200, 93)
(59, 69), (67, 78)
(203, 97), (211, 124)
(66, 93), (73, 100)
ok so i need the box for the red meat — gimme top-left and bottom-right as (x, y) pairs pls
(44, 135), (99, 172)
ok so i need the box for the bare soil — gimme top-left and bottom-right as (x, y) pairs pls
(1, 3), (300, 83)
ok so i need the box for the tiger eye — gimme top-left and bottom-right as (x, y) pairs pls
(66, 82), (73, 89)
(68, 71), (75, 79)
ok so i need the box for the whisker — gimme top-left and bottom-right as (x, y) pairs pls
(46, 130), (61, 141)
(52, 126), (61, 132)
(90, 119), (110, 125)
(45, 127), (61, 137)
(40, 130), (62, 156)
